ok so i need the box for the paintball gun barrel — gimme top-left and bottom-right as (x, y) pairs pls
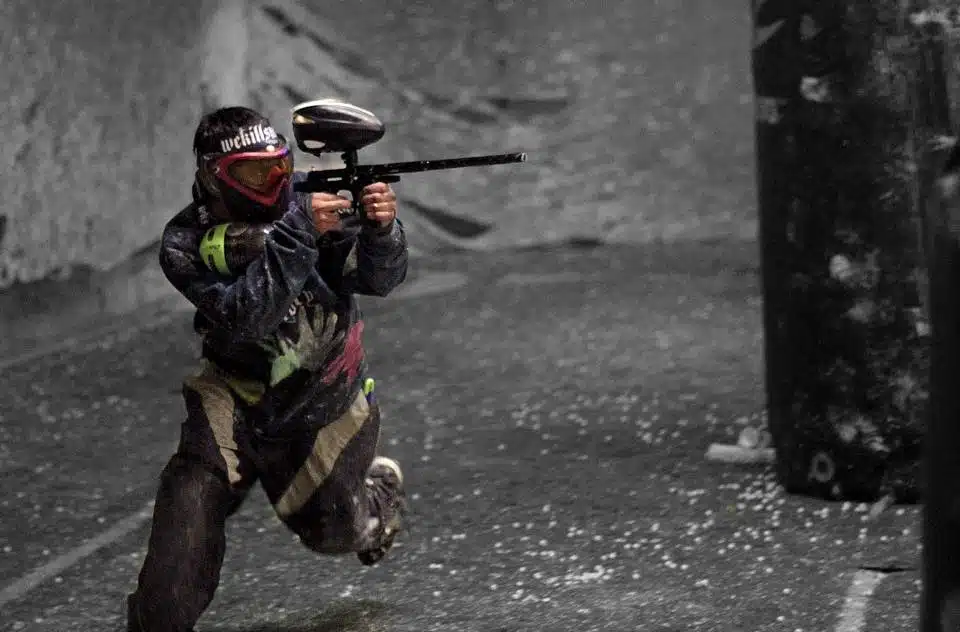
(290, 99), (527, 215)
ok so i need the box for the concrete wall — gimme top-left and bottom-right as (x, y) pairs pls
(0, 0), (236, 287)
(0, 0), (241, 356)
(280, 0), (758, 248)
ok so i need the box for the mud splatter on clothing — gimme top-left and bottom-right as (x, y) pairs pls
(158, 172), (408, 435)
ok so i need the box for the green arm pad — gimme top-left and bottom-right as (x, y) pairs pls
(199, 223), (231, 276)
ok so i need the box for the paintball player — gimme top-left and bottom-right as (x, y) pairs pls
(126, 105), (408, 632)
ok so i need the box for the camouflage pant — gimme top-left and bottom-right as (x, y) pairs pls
(127, 362), (400, 632)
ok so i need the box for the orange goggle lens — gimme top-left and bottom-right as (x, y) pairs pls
(225, 153), (294, 192)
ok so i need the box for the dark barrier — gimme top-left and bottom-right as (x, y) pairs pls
(752, 1), (951, 503)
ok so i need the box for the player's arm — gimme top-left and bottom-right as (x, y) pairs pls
(354, 217), (409, 297)
(159, 203), (323, 339)
(354, 182), (408, 297)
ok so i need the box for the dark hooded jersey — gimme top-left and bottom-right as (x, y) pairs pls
(158, 172), (408, 434)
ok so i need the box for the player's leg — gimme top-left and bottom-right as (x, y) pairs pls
(127, 367), (258, 632)
(260, 382), (406, 565)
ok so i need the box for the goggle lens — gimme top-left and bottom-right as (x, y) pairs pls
(225, 153), (294, 192)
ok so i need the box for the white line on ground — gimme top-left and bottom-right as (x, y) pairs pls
(834, 570), (887, 632)
(0, 501), (155, 609)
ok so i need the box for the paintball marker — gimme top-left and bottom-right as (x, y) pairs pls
(290, 99), (527, 215)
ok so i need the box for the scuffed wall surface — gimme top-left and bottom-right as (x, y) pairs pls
(252, 0), (757, 249)
(0, 0), (222, 287)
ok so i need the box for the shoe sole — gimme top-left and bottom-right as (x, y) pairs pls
(370, 456), (403, 486)
(357, 457), (405, 566)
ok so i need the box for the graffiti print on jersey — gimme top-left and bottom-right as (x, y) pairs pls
(260, 293), (364, 387)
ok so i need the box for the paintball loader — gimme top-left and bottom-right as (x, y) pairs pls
(290, 99), (527, 215)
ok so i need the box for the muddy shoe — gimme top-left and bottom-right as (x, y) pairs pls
(357, 456), (406, 566)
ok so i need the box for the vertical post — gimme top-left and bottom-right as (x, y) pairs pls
(921, 16), (960, 622)
(922, 154), (960, 631)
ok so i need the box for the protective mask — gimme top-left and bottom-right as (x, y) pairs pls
(201, 127), (295, 222)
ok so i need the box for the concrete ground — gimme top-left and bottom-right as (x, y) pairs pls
(0, 239), (922, 631)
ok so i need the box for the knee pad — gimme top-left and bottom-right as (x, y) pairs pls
(290, 510), (359, 556)
(157, 454), (236, 511)
(160, 453), (226, 486)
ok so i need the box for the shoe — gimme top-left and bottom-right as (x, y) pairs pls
(367, 455), (403, 486)
(357, 456), (406, 566)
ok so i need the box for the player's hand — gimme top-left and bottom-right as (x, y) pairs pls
(310, 193), (351, 234)
(360, 182), (397, 228)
